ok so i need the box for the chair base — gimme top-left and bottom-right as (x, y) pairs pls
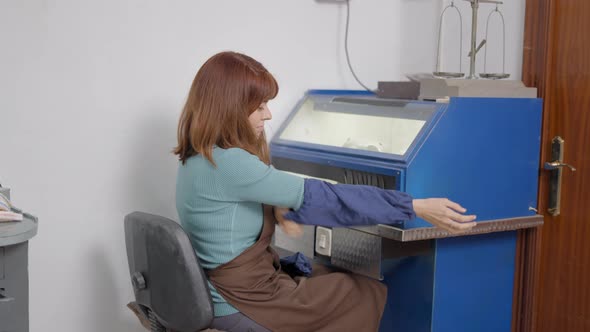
(127, 302), (225, 332)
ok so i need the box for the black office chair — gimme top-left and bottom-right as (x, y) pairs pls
(124, 211), (214, 332)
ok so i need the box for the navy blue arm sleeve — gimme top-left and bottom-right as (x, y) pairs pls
(284, 178), (416, 227)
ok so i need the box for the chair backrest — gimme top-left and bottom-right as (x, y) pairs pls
(124, 211), (213, 332)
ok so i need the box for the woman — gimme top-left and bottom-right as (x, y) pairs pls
(174, 51), (476, 332)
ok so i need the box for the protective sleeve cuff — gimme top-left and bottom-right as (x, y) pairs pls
(284, 178), (415, 227)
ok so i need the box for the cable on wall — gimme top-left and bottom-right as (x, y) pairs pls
(344, 0), (373, 92)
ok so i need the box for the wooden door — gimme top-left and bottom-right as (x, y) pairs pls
(513, 0), (590, 331)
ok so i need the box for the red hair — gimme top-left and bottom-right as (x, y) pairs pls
(174, 51), (278, 165)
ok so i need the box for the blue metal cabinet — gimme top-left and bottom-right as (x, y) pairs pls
(270, 90), (543, 332)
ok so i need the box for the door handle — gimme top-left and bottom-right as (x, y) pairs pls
(544, 161), (576, 171)
(544, 136), (576, 216)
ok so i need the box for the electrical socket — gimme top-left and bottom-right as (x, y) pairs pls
(315, 226), (333, 257)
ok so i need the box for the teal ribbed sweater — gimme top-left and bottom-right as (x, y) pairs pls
(176, 147), (305, 316)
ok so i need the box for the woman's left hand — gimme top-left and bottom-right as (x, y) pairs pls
(273, 207), (304, 238)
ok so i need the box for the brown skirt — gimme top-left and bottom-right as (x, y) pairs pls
(207, 206), (387, 332)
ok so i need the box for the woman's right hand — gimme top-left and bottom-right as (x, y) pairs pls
(412, 198), (477, 234)
(274, 207), (304, 238)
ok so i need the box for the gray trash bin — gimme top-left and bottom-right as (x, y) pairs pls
(0, 188), (38, 332)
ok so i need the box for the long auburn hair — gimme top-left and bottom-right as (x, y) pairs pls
(174, 51), (278, 165)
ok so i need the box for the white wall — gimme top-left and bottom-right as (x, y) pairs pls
(0, 1), (525, 331)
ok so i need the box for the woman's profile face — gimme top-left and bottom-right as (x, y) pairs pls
(248, 102), (272, 136)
